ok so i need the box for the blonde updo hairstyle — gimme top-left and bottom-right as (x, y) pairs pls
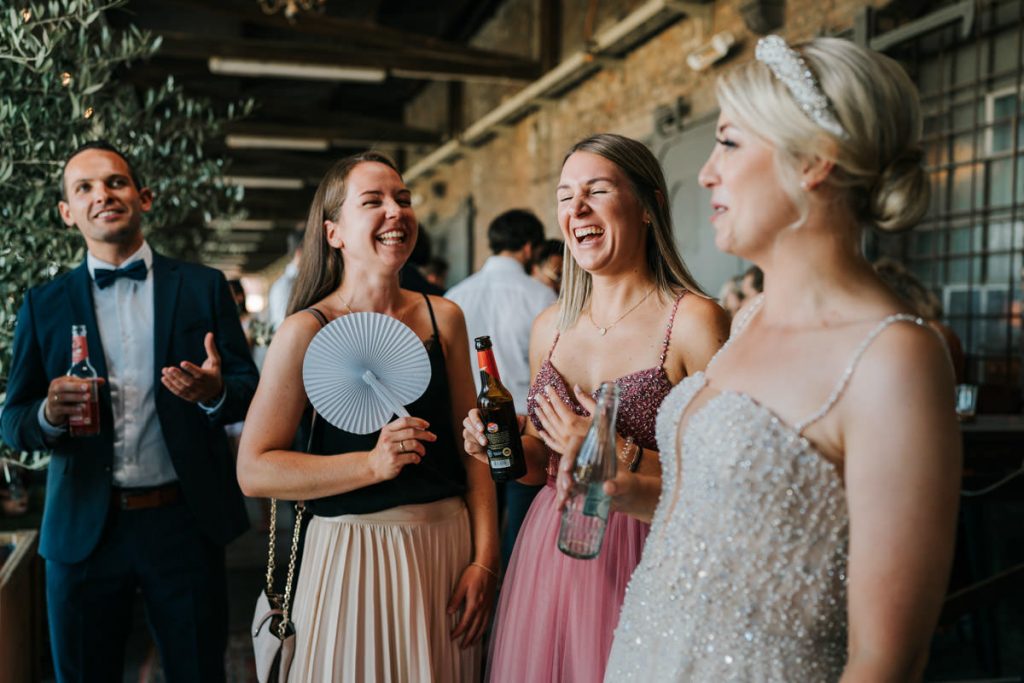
(717, 37), (929, 233)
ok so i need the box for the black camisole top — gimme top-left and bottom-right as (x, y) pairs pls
(299, 294), (467, 516)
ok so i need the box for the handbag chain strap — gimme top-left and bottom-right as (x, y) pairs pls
(263, 409), (318, 638)
(278, 501), (305, 637)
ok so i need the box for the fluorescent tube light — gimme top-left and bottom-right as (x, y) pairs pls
(209, 57), (387, 83)
(208, 219), (276, 231)
(226, 134), (330, 151)
(222, 176), (305, 190)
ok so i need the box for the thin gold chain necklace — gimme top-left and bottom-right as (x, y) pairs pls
(587, 287), (654, 336)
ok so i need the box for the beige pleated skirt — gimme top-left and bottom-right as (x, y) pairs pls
(287, 497), (481, 683)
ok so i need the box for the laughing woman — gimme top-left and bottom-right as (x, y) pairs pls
(463, 133), (729, 683)
(238, 152), (497, 682)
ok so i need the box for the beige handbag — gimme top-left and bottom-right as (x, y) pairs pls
(252, 497), (305, 683)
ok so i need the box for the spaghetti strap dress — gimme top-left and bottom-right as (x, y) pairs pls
(606, 295), (931, 681)
(287, 295), (481, 683)
(486, 293), (685, 683)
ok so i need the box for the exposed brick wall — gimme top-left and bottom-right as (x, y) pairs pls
(406, 0), (891, 271)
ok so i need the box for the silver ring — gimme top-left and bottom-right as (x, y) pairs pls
(400, 439), (406, 452)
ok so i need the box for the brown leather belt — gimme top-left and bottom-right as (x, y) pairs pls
(111, 482), (181, 511)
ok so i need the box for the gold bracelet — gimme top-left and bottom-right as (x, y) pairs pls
(470, 561), (499, 580)
(617, 436), (643, 473)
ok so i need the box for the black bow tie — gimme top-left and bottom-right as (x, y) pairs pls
(94, 260), (147, 289)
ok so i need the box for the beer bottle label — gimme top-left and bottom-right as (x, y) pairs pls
(484, 422), (514, 470)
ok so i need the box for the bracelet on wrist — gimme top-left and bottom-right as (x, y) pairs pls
(618, 436), (643, 473)
(470, 561), (499, 581)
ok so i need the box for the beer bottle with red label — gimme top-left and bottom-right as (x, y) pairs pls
(475, 336), (527, 481)
(67, 325), (100, 436)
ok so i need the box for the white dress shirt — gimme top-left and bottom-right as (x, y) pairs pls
(38, 242), (178, 487)
(446, 255), (557, 411)
(268, 261), (298, 329)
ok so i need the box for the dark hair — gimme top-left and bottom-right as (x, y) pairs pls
(287, 151), (403, 316)
(743, 265), (764, 293)
(63, 140), (143, 198)
(227, 279), (248, 314)
(488, 209), (545, 254)
(533, 238), (564, 265)
(422, 256), (449, 278)
(409, 229), (433, 266)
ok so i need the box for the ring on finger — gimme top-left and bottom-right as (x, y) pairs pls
(400, 439), (406, 452)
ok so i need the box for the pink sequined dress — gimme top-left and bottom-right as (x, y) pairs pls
(486, 294), (684, 683)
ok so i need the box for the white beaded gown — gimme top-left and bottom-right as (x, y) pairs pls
(605, 297), (927, 682)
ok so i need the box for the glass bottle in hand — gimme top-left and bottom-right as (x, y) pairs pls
(67, 324), (100, 436)
(475, 336), (527, 481)
(558, 382), (619, 559)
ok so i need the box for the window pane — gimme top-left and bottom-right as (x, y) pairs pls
(912, 259), (937, 284)
(912, 230), (936, 258)
(954, 47), (978, 86)
(987, 221), (1015, 250)
(951, 164), (984, 210)
(953, 133), (977, 163)
(950, 227), (973, 254)
(948, 256), (982, 282)
(992, 30), (1019, 73)
(918, 59), (944, 97)
(947, 288), (980, 315)
(987, 254), (1012, 283)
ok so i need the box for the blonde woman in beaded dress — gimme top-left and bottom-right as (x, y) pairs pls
(462, 133), (729, 683)
(601, 37), (961, 682)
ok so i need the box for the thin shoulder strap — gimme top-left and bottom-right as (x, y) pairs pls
(421, 293), (440, 339)
(303, 307), (329, 328)
(794, 314), (926, 434)
(547, 331), (561, 361)
(658, 291), (687, 367)
(705, 293), (765, 373)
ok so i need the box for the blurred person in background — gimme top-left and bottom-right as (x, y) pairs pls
(717, 274), (745, 318)
(531, 238), (565, 295)
(423, 255), (450, 291)
(446, 209), (557, 569)
(268, 228), (303, 329)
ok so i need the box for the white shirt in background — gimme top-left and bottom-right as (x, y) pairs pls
(268, 261), (298, 329)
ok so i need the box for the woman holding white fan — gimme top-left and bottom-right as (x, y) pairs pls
(238, 152), (497, 682)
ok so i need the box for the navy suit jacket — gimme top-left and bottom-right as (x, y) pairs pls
(1, 252), (258, 564)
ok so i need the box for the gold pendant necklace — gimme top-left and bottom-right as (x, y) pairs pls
(587, 287), (654, 336)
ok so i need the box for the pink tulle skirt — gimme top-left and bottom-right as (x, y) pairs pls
(486, 484), (649, 683)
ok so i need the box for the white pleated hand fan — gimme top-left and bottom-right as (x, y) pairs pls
(302, 312), (432, 434)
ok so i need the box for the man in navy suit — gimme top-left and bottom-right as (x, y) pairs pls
(1, 141), (258, 682)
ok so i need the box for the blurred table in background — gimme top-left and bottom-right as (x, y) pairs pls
(0, 529), (42, 683)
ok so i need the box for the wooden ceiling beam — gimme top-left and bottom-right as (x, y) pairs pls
(159, 2), (538, 72)
(156, 32), (541, 81)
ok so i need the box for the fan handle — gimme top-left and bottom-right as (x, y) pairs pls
(362, 370), (411, 419)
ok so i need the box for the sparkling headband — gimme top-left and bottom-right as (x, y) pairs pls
(755, 35), (847, 139)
